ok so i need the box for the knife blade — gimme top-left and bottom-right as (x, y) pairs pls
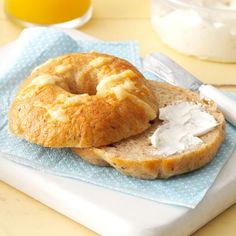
(143, 52), (236, 127)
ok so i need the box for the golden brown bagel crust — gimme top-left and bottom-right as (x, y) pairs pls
(9, 52), (158, 148)
(73, 81), (225, 179)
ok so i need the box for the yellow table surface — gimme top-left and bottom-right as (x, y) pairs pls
(0, 0), (236, 235)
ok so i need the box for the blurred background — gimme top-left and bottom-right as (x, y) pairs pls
(1, 0), (236, 88)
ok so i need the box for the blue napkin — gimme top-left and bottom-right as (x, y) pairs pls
(0, 27), (235, 208)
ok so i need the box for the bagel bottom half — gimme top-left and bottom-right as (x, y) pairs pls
(72, 81), (225, 179)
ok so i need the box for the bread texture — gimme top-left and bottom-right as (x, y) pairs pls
(73, 81), (225, 179)
(8, 52), (158, 148)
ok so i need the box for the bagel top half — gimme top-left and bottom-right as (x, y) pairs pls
(8, 52), (158, 148)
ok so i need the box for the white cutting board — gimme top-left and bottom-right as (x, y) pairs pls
(0, 29), (236, 236)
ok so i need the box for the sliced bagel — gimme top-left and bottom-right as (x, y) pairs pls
(8, 52), (158, 148)
(73, 81), (225, 179)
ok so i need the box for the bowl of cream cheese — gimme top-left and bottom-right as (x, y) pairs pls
(151, 0), (236, 62)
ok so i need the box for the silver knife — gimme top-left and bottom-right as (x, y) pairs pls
(143, 52), (236, 127)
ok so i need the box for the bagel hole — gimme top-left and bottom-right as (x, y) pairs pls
(63, 82), (97, 96)
(72, 72), (98, 95)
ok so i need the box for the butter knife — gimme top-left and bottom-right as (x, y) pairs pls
(143, 52), (236, 127)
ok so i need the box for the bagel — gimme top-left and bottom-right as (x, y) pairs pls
(9, 52), (158, 148)
(73, 81), (225, 179)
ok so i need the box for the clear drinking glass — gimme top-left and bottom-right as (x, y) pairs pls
(4, 0), (92, 28)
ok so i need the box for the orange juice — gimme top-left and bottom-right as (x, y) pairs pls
(5, 0), (92, 26)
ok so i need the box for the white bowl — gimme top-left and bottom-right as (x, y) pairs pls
(151, 0), (236, 62)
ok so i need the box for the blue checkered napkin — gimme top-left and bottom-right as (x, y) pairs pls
(0, 27), (235, 208)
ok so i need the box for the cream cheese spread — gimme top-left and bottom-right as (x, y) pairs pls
(150, 102), (218, 156)
(152, 0), (236, 62)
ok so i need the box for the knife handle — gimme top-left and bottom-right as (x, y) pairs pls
(199, 84), (236, 126)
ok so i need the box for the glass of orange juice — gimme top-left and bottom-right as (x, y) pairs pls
(4, 0), (92, 28)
